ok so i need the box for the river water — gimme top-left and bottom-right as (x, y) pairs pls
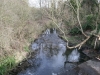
(18, 29), (80, 75)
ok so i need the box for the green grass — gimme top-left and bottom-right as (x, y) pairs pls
(24, 46), (30, 52)
(0, 56), (16, 75)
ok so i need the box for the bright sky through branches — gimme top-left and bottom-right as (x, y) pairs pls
(28, 0), (100, 8)
(28, 0), (40, 7)
(28, 0), (68, 8)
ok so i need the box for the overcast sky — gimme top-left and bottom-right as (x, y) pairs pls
(28, 0), (100, 8)
(28, 0), (40, 7)
(28, 0), (63, 8)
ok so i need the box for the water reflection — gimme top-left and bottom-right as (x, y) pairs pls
(68, 49), (80, 62)
(18, 29), (79, 75)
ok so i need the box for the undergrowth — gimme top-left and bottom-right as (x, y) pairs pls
(0, 56), (16, 75)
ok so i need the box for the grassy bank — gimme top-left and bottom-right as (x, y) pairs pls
(0, 0), (59, 74)
(0, 0), (47, 74)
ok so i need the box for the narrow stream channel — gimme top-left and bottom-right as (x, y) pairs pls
(17, 29), (85, 75)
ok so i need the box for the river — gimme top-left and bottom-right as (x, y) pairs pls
(18, 28), (82, 75)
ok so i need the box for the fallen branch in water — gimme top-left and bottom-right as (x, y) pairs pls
(67, 36), (90, 49)
(42, 3), (99, 50)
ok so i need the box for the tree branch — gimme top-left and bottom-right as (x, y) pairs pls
(67, 36), (90, 49)
(69, 0), (88, 37)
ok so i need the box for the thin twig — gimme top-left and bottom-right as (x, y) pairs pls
(94, 38), (97, 49)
